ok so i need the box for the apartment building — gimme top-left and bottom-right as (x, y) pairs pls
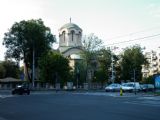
(142, 48), (160, 78)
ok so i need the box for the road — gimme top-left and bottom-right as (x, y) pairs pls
(0, 91), (160, 120)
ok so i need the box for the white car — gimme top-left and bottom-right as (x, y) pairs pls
(105, 83), (121, 92)
(121, 82), (141, 92)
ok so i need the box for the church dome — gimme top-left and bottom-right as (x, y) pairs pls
(60, 23), (82, 31)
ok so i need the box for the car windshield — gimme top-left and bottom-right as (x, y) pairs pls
(127, 84), (134, 87)
(109, 84), (119, 87)
(141, 84), (147, 87)
(122, 83), (134, 87)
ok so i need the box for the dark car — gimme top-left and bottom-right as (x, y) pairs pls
(140, 84), (155, 92)
(12, 84), (30, 95)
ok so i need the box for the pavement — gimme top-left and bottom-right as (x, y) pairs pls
(0, 89), (159, 98)
(0, 90), (160, 120)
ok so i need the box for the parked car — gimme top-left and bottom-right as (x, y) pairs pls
(12, 84), (30, 95)
(140, 84), (155, 92)
(121, 82), (141, 92)
(105, 83), (121, 92)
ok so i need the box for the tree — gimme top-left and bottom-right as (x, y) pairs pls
(74, 60), (87, 86)
(82, 33), (103, 84)
(95, 49), (112, 85)
(142, 75), (154, 84)
(3, 19), (55, 82)
(0, 63), (6, 78)
(38, 51), (71, 86)
(120, 45), (147, 82)
(0, 60), (20, 79)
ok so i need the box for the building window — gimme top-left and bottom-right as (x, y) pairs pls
(62, 31), (65, 42)
(78, 31), (81, 39)
(71, 30), (75, 41)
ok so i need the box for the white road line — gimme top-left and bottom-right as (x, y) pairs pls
(0, 117), (7, 120)
(138, 96), (160, 100)
(0, 95), (13, 99)
(124, 101), (160, 107)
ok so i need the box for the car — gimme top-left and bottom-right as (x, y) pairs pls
(121, 82), (141, 92)
(105, 83), (121, 92)
(140, 84), (155, 92)
(12, 84), (30, 95)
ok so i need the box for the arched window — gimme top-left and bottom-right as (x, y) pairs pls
(78, 31), (81, 39)
(71, 30), (75, 41)
(62, 31), (65, 42)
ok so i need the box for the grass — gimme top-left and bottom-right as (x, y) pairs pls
(154, 92), (160, 96)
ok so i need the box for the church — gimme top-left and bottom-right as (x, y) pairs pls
(58, 20), (83, 69)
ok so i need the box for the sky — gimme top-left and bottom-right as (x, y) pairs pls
(0, 0), (160, 60)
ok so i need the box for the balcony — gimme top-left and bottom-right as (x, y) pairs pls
(152, 56), (157, 60)
(152, 67), (158, 72)
(152, 61), (158, 66)
(142, 69), (149, 73)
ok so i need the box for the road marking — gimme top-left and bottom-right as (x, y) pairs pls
(0, 95), (13, 99)
(124, 98), (160, 107)
(0, 117), (7, 120)
(138, 96), (160, 100)
(125, 101), (160, 107)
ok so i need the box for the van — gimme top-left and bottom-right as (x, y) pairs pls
(121, 82), (141, 92)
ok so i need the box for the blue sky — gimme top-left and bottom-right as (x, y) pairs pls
(0, 0), (160, 60)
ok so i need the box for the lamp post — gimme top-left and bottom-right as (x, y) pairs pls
(76, 67), (79, 89)
(111, 54), (115, 83)
(32, 40), (35, 88)
(133, 69), (136, 95)
(109, 46), (118, 83)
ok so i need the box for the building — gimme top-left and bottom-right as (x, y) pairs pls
(58, 21), (83, 69)
(142, 48), (160, 78)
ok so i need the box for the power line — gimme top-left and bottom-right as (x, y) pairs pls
(106, 26), (160, 40)
(103, 33), (160, 46)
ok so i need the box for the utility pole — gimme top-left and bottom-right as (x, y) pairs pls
(32, 40), (35, 88)
(76, 67), (79, 89)
(109, 46), (118, 83)
(111, 54), (115, 83)
(133, 69), (136, 95)
(55, 72), (58, 92)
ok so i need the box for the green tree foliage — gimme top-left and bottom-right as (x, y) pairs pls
(0, 61), (19, 79)
(38, 51), (71, 86)
(0, 64), (6, 78)
(120, 45), (147, 82)
(142, 75), (154, 84)
(95, 49), (112, 84)
(82, 33), (103, 82)
(3, 19), (55, 81)
(74, 61), (87, 86)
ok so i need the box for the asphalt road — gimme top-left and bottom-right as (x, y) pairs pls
(0, 91), (160, 120)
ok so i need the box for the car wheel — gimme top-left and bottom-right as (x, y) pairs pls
(27, 91), (30, 95)
(19, 91), (23, 95)
(12, 91), (15, 95)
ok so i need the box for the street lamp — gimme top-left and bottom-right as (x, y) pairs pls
(111, 55), (115, 83)
(32, 39), (35, 88)
(76, 67), (79, 89)
(109, 46), (118, 83)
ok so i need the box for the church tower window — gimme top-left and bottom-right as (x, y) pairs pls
(78, 31), (81, 39)
(62, 31), (65, 42)
(71, 30), (75, 41)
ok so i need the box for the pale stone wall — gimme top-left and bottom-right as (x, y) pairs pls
(62, 48), (83, 57)
(59, 25), (82, 47)
(142, 50), (160, 78)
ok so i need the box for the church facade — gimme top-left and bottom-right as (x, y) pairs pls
(58, 22), (83, 69)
